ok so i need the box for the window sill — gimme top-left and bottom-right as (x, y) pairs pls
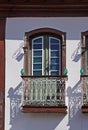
(21, 106), (67, 113)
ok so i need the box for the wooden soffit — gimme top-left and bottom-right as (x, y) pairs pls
(0, 1), (88, 17)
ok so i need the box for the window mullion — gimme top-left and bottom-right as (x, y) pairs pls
(44, 35), (49, 76)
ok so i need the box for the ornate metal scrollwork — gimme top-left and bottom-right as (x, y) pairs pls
(22, 76), (67, 107)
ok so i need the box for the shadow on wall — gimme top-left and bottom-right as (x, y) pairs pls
(67, 80), (82, 130)
(71, 42), (81, 62)
(8, 82), (66, 130)
(8, 82), (22, 125)
(12, 42), (24, 62)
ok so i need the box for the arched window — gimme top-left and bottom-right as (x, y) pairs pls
(31, 35), (61, 76)
(21, 28), (67, 113)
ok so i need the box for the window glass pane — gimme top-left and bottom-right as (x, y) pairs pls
(34, 50), (42, 56)
(33, 44), (42, 49)
(33, 57), (42, 63)
(33, 71), (42, 76)
(50, 38), (60, 50)
(51, 58), (59, 63)
(51, 45), (59, 50)
(33, 64), (42, 69)
(51, 51), (59, 57)
(51, 71), (59, 75)
(51, 38), (60, 44)
(33, 38), (42, 43)
(50, 64), (59, 70)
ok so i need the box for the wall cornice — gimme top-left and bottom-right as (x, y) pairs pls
(0, 2), (88, 17)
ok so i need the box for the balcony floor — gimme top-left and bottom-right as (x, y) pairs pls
(21, 105), (67, 113)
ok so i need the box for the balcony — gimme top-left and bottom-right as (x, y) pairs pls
(81, 75), (88, 113)
(21, 75), (67, 113)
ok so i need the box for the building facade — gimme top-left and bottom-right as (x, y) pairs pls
(0, 1), (88, 130)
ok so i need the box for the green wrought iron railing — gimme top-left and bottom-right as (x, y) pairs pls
(21, 75), (67, 107)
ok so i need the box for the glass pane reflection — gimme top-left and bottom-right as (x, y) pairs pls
(34, 57), (42, 63)
(33, 64), (42, 69)
(33, 71), (42, 76)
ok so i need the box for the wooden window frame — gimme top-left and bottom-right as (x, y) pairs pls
(23, 28), (66, 76)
